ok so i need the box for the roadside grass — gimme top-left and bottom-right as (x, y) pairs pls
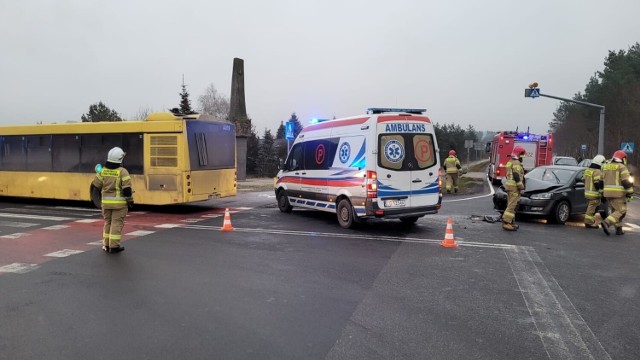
(238, 178), (276, 192)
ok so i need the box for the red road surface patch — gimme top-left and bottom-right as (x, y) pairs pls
(0, 207), (244, 274)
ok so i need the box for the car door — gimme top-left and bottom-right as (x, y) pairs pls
(570, 169), (588, 213)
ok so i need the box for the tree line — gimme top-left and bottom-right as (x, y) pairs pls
(550, 42), (640, 171)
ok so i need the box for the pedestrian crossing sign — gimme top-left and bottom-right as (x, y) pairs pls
(524, 88), (540, 98)
(621, 142), (634, 154)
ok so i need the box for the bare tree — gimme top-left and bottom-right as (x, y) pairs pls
(133, 106), (154, 120)
(198, 83), (230, 121)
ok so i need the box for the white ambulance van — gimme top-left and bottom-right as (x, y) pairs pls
(275, 108), (442, 228)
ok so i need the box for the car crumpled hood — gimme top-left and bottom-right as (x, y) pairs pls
(524, 178), (563, 194)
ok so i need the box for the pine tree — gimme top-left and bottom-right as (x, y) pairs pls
(81, 101), (122, 122)
(170, 79), (197, 115)
(276, 121), (286, 139)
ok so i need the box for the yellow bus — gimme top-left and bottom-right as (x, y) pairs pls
(0, 112), (237, 207)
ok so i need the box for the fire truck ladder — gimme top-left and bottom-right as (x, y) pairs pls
(537, 142), (548, 167)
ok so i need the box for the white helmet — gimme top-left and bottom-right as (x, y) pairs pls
(591, 154), (606, 166)
(107, 147), (126, 163)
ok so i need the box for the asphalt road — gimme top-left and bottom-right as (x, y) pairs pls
(0, 179), (638, 360)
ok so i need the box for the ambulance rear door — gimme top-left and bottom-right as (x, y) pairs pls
(375, 117), (439, 210)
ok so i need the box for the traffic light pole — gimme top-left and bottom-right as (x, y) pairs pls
(537, 93), (605, 155)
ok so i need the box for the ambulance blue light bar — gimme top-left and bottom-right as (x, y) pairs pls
(310, 118), (330, 124)
(367, 108), (426, 114)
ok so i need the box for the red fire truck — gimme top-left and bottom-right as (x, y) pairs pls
(486, 131), (553, 185)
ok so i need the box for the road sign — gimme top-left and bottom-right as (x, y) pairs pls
(525, 88), (540, 98)
(464, 140), (474, 149)
(581, 144), (587, 152)
(285, 121), (295, 140)
(621, 142), (634, 154)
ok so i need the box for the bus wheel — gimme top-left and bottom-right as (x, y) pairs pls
(90, 185), (102, 209)
(337, 199), (354, 229)
(277, 189), (293, 213)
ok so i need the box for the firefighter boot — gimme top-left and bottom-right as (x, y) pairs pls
(584, 223), (599, 229)
(454, 188), (458, 193)
(601, 221), (611, 236)
(108, 246), (125, 254)
(502, 222), (517, 231)
(615, 227), (624, 235)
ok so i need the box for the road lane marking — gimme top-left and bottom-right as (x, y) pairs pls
(626, 223), (639, 229)
(42, 225), (70, 230)
(0, 212), (76, 221)
(0, 263), (39, 274)
(126, 230), (155, 236)
(182, 225), (515, 249)
(0, 221), (39, 228)
(505, 246), (611, 360)
(44, 249), (85, 257)
(75, 219), (101, 223)
(0, 233), (30, 239)
(442, 175), (495, 203)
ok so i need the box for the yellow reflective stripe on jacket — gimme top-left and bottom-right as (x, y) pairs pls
(444, 156), (459, 173)
(505, 160), (524, 189)
(583, 168), (601, 199)
(100, 168), (127, 205)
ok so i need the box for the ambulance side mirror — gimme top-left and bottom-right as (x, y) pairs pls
(485, 142), (492, 153)
(278, 158), (286, 171)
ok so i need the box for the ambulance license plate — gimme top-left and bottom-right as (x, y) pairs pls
(384, 199), (406, 207)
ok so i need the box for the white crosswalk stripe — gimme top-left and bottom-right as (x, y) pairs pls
(0, 263), (39, 274)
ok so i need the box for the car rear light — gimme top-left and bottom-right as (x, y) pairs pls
(366, 170), (377, 198)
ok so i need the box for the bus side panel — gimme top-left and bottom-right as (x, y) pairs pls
(0, 172), (93, 201)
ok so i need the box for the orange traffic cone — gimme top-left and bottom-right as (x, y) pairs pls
(221, 208), (234, 232)
(440, 218), (458, 248)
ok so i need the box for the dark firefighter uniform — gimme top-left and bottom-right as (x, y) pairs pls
(92, 160), (132, 252)
(502, 153), (525, 231)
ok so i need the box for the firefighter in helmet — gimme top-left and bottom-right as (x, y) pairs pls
(502, 146), (526, 231)
(582, 154), (606, 228)
(601, 150), (634, 235)
(92, 147), (133, 253)
(443, 150), (461, 193)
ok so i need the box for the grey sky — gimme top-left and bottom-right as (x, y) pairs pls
(1, 0), (638, 136)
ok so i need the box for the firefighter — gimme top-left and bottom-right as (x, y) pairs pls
(582, 154), (605, 228)
(443, 150), (461, 193)
(601, 150), (634, 236)
(92, 147), (133, 253)
(502, 146), (526, 231)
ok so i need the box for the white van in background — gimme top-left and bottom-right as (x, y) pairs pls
(275, 108), (442, 228)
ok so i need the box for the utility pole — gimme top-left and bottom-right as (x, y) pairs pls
(525, 82), (606, 155)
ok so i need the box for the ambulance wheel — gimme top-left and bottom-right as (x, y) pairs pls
(277, 189), (293, 213)
(400, 216), (419, 225)
(551, 200), (570, 224)
(90, 185), (101, 209)
(337, 199), (355, 229)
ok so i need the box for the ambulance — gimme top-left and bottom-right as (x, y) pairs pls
(275, 108), (442, 228)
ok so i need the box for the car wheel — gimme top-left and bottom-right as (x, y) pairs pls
(551, 200), (570, 224)
(400, 216), (419, 225)
(277, 189), (293, 213)
(337, 198), (354, 229)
